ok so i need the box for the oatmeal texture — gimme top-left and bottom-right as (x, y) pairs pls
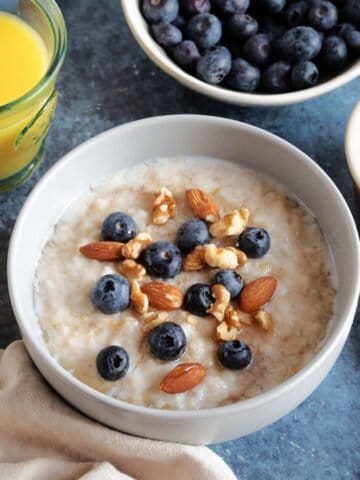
(35, 157), (336, 410)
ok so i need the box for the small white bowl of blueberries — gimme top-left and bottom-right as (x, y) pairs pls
(122, 0), (360, 106)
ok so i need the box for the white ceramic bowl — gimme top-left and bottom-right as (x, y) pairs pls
(121, 0), (360, 107)
(8, 115), (360, 445)
(346, 101), (360, 198)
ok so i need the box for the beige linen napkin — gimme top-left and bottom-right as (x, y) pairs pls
(0, 341), (236, 480)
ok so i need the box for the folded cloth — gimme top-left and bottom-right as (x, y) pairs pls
(0, 341), (236, 480)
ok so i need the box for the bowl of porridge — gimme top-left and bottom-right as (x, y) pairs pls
(8, 115), (360, 444)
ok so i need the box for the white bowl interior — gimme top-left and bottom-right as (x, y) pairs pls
(121, 0), (360, 107)
(8, 115), (360, 443)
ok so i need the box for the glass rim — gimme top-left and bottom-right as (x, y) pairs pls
(0, 0), (67, 114)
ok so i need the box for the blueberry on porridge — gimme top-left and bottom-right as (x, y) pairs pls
(101, 212), (137, 243)
(213, 270), (244, 300)
(35, 157), (336, 410)
(217, 340), (253, 370)
(176, 219), (210, 253)
(183, 283), (215, 316)
(237, 227), (271, 258)
(96, 346), (130, 381)
(148, 321), (187, 361)
(91, 274), (130, 314)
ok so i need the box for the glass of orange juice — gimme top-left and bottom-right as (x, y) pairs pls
(0, 0), (67, 192)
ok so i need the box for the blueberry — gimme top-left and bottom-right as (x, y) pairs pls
(180, 0), (210, 16)
(142, 0), (179, 24)
(188, 13), (222, 49)
(172, 40), (201, 69)
(227, 58), (261, 92)
(101, 212), (137, 243)
(183, 283), (215, 316)
(91, 274), (130, 314)
(344, 29), (360, 53)
(237, 227), (271, 258)
(148, 321), (186, 360)
(176, 219), (210, 253)
(258, 0), (287, 14)
(152, 23), (182, 47)
(213, 269), (244, 299)
(227, 13), (258, 40)
(243, 33), (272, 67)
(196, 46), (232, 84)
(277, 26), (322, 62)
(320, 35), (348, 69)
(332, 22), (356, 38)
(308, 1), (338, 31)
(217, 340), (252, 370)
(96, 346), (130, 380)
(142, 241), (183, 278)
(291, 61), (319, 89)
(284, 1), (309, 27)
(263, 61), (292, 92)
(212, 0), (250, 17)
(342, 0), (360, 28)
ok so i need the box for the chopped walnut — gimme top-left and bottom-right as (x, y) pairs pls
(122, 232), (152, 260)
(227, 247), (247, 267)
(130, 280), (149, 315)
(141, 311), (169, 332)
(116, 259), (146, 281)
(207, 284), (231, 322)
(209, 209), (249, 239)
(183, 245), (206, 271)
(253, 310), (274, 333)
(224, 305), (251, 329)
(215, 321), (238, 343)
(152, 187), (177, 226)
(204, 244), (238, 269)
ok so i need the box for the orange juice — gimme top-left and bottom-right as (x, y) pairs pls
(0, 12), (48, 106)
(0, 10), (56, 185)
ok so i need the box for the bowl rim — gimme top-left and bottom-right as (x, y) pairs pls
(345, 101), (360, 190)
(8, 114), (360, 419)
(121, 0), (360, 107)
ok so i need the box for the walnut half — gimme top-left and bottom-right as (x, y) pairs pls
(209, 209), (249, 239)
(183, 245), (206, 272)
(130, 280), (149, 315)
(116, 259), (146, 281)
(207, 284), (230, 322)
(215, 321), (239, 343)
(122, 232), (152, 260)
(204, 244), (238, 269)
(152, 187), (177, 226)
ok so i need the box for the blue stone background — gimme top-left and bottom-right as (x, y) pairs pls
(0, 1), (359, 478)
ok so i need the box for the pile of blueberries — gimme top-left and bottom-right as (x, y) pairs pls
(141, 0), (360, 93)
(91, 211), (270, 380)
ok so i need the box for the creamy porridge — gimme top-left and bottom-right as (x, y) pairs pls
(35, 157), (336, 410)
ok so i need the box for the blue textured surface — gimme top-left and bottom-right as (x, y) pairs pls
(0, 1), (359, 478)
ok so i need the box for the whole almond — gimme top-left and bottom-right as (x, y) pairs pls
(239, 276), (277, 313)
(79, 241), (124, 261)
(140, 281), (183, 311)
(160, 363), (207, 394)
(185, 189), (220, 223)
